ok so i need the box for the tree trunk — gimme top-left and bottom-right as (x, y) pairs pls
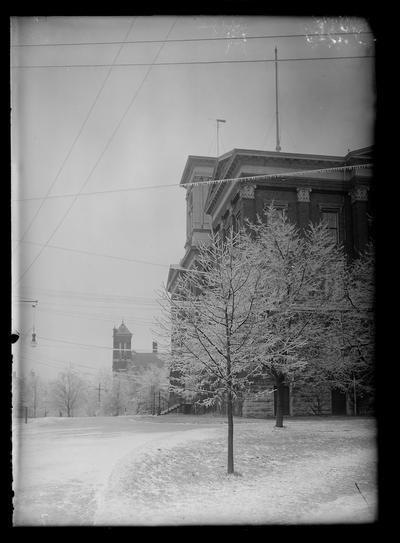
(275, 374), (285, 428)
(227, 389), (234, 474)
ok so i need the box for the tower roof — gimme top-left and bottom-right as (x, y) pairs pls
(115, 321), (132, 335)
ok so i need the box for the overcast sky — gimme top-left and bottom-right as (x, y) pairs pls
(11, 15), (375, 382)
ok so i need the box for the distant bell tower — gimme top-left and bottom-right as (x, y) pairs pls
(112, 321), (133, 373)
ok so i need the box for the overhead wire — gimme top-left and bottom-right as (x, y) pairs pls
(12, 23), (374, 292)
(14, 17), (179, 287)
(36, 306), (157, 327)
(10, 30), (374, 48)
(15, 17), (138, 246)
(13, 161), (373, 203)
(16, 297), (160, 309)
(16, 240), (171, 268)
(11, 54), (374, 69)
(37, 310), (154, 325)
(36, 334), (164, 353)
(17, 352), (97, 372)
(35, 298), (159, 309)
(11, 161), (373, 278)
(16, 285), (161, 303)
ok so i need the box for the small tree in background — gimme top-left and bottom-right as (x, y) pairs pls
(13, 370), (48, 418)
(103, 373), (131, 416)
(159, 230), (263, 474)
(130, 365), (169, 414)
(290, 242), (375, 415)
(334, 242), (375, 412)
(50, 367), (86, 417)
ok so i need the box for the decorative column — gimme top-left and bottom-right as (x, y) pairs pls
(240, 184), (256, 223)
(296, 187), (312, 233)
(350, 186), (369, 255)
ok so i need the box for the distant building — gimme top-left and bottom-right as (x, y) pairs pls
(112, 322), (163, 375)
(167, 146), (374, 417)
(112, 321), (133, 373)
(130, 341), (164, 374)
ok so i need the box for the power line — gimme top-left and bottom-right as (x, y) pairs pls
(11, 31), (374, 48)
(14, 18), (178, 287)
(17, 352), (101, 373)
(14, 181), (179, 202)
(14, 161), (373, 203)
(16, 17), (138, 247)
(16, 296), (159, 308)
(16, 240), (171, 268)
(36, 299), (159, 309)
(17, 285), (161, 303)
(11, 54), (374, 69)
(37, 335), (124, 350)
(36, 307), (157, 327)
(37, 334), (163, 353)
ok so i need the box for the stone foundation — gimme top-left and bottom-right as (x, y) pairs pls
(291, 384), (333, 416)
(242, 391), (274, 418)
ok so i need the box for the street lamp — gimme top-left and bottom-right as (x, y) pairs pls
(30, 301), (38, 347)
(14, 298), (39, 347)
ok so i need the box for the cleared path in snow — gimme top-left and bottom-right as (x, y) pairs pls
(12, 415), (224, 526)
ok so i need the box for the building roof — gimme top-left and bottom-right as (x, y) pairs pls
(114, 321), (132, 336)
(131, 352), (164, 371)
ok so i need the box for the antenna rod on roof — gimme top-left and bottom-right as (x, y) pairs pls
(275, 46), (281, 152)
(216, 119), (226, 157)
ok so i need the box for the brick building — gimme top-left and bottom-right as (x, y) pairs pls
(167, 146), (374, 418)
(112, 322), (163, 375)
(112, 321), (133, 373)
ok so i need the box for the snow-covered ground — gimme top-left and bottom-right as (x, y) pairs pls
(12, 415), (223, 526)
(12, 415), (377, 526)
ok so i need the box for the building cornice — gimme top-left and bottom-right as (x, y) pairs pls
(180, 155), (217, 187)
(167, 245), (201, 293)
(205, 150), (349, 215)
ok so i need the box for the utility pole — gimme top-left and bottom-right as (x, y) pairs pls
(31, 370), (37, 418)
(353, 374), (357, 416)
(98, 383), (102, 415)
(216, 119), (226, 157)
(96, 383), (108, 415)
(274, 46), (281, 152)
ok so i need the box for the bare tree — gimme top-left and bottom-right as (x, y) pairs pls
(50, 368), (86, 417)
(13, 371), (47, 418)
(103, 373), (131, 416)
(127, 365), (169, 414)
(159, 230), (263, 474)
(343, 243), (375, 413)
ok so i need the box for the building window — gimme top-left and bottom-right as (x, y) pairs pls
(321, 210), (339, 244)
(263, 202), (287, 222)
(186, 191), (193, 241)
(232, 211), (241, 233)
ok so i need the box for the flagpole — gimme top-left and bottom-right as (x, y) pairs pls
(275, 46), (281, 152)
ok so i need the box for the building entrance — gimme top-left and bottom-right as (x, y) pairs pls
(331, 389), (347, 415)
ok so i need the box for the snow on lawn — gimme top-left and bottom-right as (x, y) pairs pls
(12, 416), (223, 526)
(94, 417), (377, 526)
